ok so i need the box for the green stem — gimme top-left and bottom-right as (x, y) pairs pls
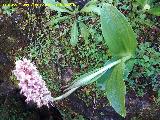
(53, 87), (78, 101)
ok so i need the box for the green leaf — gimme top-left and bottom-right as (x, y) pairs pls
(136, 0), (154, 5)
(105, 62), (126, 117)
(43, 0), (70, 13)
(70, 21), (79, 46)
(96, 67), (113, 90)
(136, 0), (147, 5)
(80, 5), (100, 14)
(97, 58), (118, 90)
(61, 0), (73, 11)
(79, 22), (90, 44)
(100, 4), (137, 57)
(80, 0), (98, 11)
(43, 0), (55, 3)
(124, 58), (135, 80)
(148, 6), (160, 16)
(49, 16), (69, 26)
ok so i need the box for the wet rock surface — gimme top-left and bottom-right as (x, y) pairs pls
(0, 3), (160, 120)
(67, 93), (160, 120)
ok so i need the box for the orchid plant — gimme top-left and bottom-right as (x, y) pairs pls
(49, 3), (137, 117)
(13, 1), (138, 118)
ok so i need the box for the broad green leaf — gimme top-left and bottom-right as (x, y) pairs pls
(105, 62), (126, 117)
(96, 67), (113, 90)
(100, 4), (137, 57)
(70, 21), (79, 46)
(148, 6), (160, 16)
(79, 22), (90, 44)
(97, 58), (118, 90)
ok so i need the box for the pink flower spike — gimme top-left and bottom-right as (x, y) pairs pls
(13, 58), (53, 108)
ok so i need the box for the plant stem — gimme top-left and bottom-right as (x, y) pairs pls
(53, 87), (78, 101)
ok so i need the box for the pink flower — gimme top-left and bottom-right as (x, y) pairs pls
(13, 58), (53, 108)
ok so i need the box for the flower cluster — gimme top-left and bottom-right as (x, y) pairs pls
(13, 58), (53, 108)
